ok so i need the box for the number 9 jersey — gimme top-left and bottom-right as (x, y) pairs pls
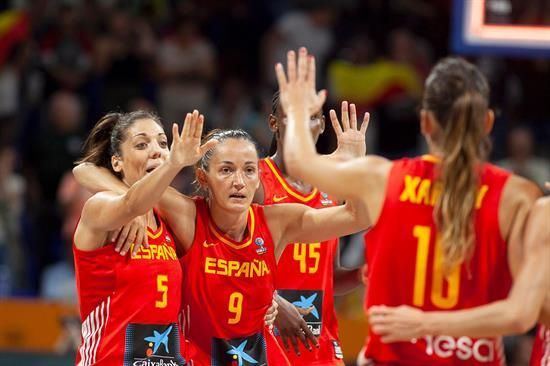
(179, 197), (289, 366)
(362, 155), (512, 365)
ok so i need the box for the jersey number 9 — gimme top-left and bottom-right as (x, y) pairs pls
(228, 292), (244, 324)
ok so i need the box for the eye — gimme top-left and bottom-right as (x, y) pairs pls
(135, 142), (147, 149)
(159, 140), (168, 148)
(246, 167), (256, 175)
(221, 167), (232, 174)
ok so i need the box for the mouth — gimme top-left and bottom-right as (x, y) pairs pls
(229, 193), (246, 200)
(146, 165), (160, 173)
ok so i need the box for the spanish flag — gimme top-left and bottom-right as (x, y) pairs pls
(0, 10), (30, 65)
(328, 59), (422, 108)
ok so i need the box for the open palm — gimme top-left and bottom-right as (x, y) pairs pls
(169, 110), (217, 168)
(331, 101), (370, 160)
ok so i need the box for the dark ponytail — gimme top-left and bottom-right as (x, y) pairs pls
(77, 113), (122, 173)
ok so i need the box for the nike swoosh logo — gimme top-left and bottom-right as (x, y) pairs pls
(202, 241), (218, 248)
(272, 195), (288, 203)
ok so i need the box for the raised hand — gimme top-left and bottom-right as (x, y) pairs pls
(275, 47), (326, 118)
(330, 101), (370, 161)
(169, 110), (218, 168)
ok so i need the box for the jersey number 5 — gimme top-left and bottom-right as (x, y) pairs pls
(293, 243), (321, 274)
(413, 225), (460, 309)
(156, 274), (168, 308)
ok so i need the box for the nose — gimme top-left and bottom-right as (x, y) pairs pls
(149, 141), (163, 159)
(233, 171), (245, 190)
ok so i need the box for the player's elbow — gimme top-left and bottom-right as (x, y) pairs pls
(505, 307), (537, 335)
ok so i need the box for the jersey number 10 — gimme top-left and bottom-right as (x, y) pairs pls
(413, 225), (460, 309)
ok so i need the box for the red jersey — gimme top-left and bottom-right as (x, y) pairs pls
(73, 213), (185, 366)
(180, 197), (289, 366)
(531, 325), (550, 366)
(259, 158), (345, 365)
(363, 155), (511, 365)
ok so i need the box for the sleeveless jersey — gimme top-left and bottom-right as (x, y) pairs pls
(180, 197), (289, 366)
(74, 213), (185, 366)
(531, 325), (550, 366)
(363, 155), (512, 365)
(259, 157), (345, 365)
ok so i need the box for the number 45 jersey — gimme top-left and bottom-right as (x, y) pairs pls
(362, 155), (512, 365)
(179, 197), (289, 366)
(259, 158), (344, 366)
(73, 213), (185, 366)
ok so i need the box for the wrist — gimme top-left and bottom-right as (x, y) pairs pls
(423, 312), (440, 336)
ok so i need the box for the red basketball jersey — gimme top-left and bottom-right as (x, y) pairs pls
(363, 155), (512, 365)
(531, 325), (550, 366)
(180, 197), (289, 366)
(259, 158), (345, 365)
(73, 213), (185, 366)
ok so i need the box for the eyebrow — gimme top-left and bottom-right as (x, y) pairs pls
(133, 132), (166, 137)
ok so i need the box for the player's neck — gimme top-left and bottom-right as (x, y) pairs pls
(270, 151), (314, 195)
(208, 202), (249, 242)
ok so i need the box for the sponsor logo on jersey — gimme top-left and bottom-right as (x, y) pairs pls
(254, 237), (267, 255)
(320, 192), (333, 206)
(272, 194), (288, 203)
(277, 289), (324, 336)
(211, 333), (267, 366)
(204, 257), (270, 278)
(420, 335), (495, 362)
(131, 243), (178, 261)
(123, 323), (185, 366)
(332, 340), (344, 359)
(399, 175), (489, 208)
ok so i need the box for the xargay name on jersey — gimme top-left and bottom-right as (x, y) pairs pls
(204, 257), (270, 278)
(419, 335), (496, 362)
(400, 175), (489, 208)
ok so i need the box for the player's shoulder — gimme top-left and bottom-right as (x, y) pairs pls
(502, 174), (542, 210)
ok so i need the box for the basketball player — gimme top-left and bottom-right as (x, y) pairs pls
(259, 93), (367, 364)
(73, 110), (214, 366)
(74, 126), (370, 365)
(367, 182), (550, 364)
(276, 47), (542, 365)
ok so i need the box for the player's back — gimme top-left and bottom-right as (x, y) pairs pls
(259, 157), (344, 365)
(363, 155), (512, 365)
(74, 214), (185, 366)
(180, 196), (288, 366)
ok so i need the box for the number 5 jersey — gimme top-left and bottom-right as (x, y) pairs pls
(73, 213), (185, 366)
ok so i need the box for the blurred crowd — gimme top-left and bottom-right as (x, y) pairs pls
(0, 0), (548, 362)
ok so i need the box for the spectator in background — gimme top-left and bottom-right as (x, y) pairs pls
(498, 125), (550, 189)
(24, 91), (84, 282)
(92, 8), (156, 115)
(156, 15), (216, 126)
(38, 3), (93, 95)
(262, 4), (335, 88)
(0, 144), (26, 296)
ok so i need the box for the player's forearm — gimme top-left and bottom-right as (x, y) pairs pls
(284, 105), (319, 182)
(333, 267), (363, 296)
(426, 258), (547, 337)
(73, 163), (128, 194)
(121, 160), (182, 217)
